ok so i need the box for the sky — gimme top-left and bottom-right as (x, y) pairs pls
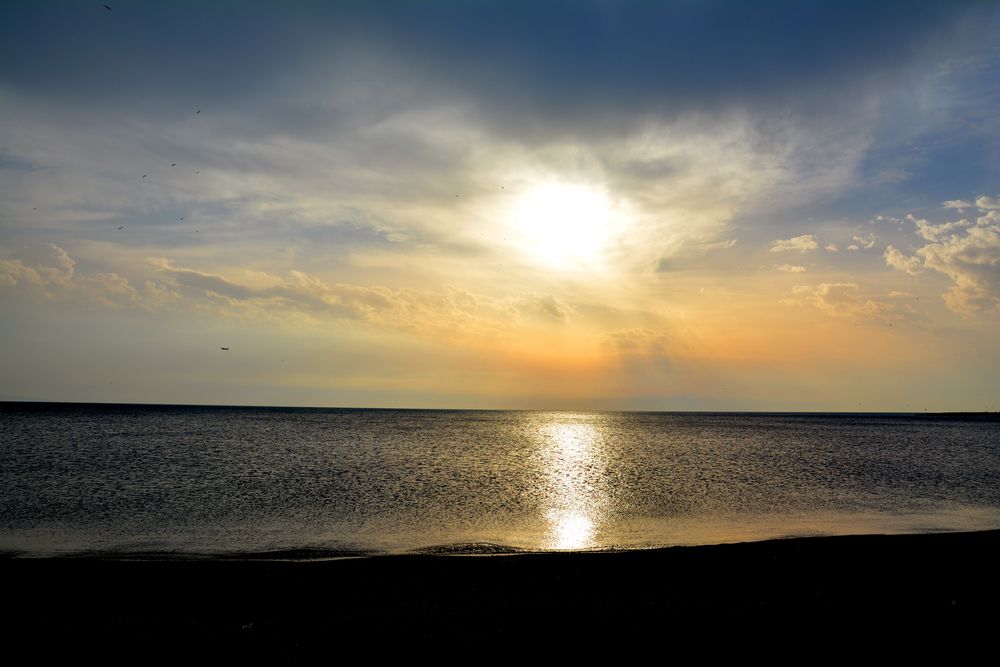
(1, 0), (999, 411)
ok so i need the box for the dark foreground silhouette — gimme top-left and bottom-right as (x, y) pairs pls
(3, 530), (998, 659)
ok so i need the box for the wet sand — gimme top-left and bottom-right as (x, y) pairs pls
(3, 530), (999, 658)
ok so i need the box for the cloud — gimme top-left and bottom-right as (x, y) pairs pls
(943, 199), (973, 212)
(825, 243), (839, 252)
(3, 245), (579, 342)
(2, 1), (987, 132)
(604, 327), (671, 354)
(0, 243), (177, 309)
(0, 243), (75, 297)
(908, 214), (972, 242)
(781, 282), (898, 322)
(883, 245), (925, 275)
(774, 264), (807, 273)
(0, 78), (878, 282)
(975, 195), (1000, 210)
(872, 168), (911, 184)
(2, 2), (990, 292)
(522, 293), (574, 323)
(884, 206), (1000, 313)
(770, 234), (818, 253)
(147, 257), (575, 338)
(851, 233), (876, 249)
(700, 238), (739, 252)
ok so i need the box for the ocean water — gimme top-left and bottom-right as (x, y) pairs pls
(2, 404), (999, 557)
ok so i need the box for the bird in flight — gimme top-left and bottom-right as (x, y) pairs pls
(103, 5), (112, 10)
(117, 225), (125, 230)
(220, 347), (230, 351)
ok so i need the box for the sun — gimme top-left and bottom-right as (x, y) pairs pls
(510, 183), (615, 270)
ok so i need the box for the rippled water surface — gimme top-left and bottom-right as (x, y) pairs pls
(2, 404), (999, 556)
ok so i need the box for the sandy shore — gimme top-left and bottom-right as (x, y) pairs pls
(3, 530), (999, 658)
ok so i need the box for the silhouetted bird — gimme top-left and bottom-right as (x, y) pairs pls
(196, 110), (201, 114)
(220, 347), (229, 351)
(117, 225), (124, 230)
(180, 217), (184, 221)
(103, 5), (112, 10)
(170, 163), (176, 166)
(142, 174), (146, 178)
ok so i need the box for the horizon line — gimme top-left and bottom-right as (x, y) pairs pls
(1, 399), (996, 418)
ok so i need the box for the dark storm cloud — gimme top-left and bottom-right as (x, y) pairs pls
(1, 0), (992, 133)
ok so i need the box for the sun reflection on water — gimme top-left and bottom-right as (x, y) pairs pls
(536, 417), (609, 550)
(548, 511), (595, 550)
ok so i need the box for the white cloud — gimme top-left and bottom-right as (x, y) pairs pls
(610, 112), (873, 268)
(851, 233), (876, 249)
(943, 199), (973, 212)
(770, 234), (818, 253)
(699, 238), (739, 252)
(774, 264), (807, 273)
(0, 244), (177, 309)
(781, 282), (898, 322)
(883, 245), (925, 275)
(884, 207), (1000, 313)
(2, 246), (580, 340)
(146, 258), (575, 336)
(0, 243), (76, 298)
(907, 213), (971, 242)
(975, 195), (1000, 210)
(0, 85), (879, 286)
(824, 243), (839, 252)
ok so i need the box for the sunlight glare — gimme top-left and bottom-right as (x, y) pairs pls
(548, 511), (595, 550)
(511, 183), (615, 269)
(538, 418), (607, 550)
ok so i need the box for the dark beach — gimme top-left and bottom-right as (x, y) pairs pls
(4, 529), (998, 658)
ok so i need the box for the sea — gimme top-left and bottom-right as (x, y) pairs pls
(2, 403), (999, 558)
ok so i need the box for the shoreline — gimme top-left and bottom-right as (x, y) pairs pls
(4, 529), (999, 655)
(3, 530), (998, 562)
